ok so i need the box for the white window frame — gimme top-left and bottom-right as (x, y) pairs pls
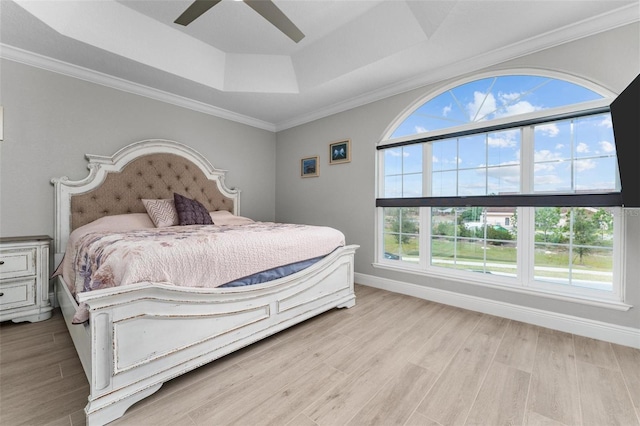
(374, 71), (629, 310)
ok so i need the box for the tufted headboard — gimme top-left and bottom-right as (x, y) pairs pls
(69, 153), (234, 230)
(52, 140), (239, 257)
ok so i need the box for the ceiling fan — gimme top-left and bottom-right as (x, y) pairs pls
(175, 0), (305, 43)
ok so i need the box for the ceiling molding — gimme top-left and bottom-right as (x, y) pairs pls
(274, 3), (640, 131)
(1, 3), (637, 134)
(0, 44), (277, 132)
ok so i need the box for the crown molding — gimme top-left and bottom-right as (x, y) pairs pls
(0, 44), (277, 132)
(1, 2), (637, 134)
(274, 3), (640, 131)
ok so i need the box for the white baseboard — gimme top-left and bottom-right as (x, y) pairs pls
(355, 272), (640, 349)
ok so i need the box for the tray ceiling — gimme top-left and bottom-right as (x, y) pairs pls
(1, 0), (638, 130)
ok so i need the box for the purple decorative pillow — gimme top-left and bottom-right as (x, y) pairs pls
(173, 193), (214, 226)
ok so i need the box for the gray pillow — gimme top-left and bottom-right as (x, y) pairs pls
(173, 193), (213, 225)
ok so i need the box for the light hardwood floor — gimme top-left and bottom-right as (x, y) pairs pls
(1, 284), (639, 426)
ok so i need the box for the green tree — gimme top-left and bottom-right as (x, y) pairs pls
(592, 208), (613, 242)
(433, 221), (455, 236)
(535, 207), (561, 242)
(487, 226), (513, 244)
(572, 208), (597, 265)
(460, 207), (483, 223)
(390, 208), (419, 244)
(457, 207), (484, 238)
(511, 209), (518, 233)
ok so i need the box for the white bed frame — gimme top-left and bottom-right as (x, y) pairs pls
(51, 140), (357, 425)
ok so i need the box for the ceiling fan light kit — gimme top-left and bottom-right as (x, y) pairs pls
(175, 0), (305, 43)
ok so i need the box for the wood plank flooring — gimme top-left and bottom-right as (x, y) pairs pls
(1, 284), (639, 426)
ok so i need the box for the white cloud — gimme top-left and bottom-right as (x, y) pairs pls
(599, 140), (615, 153)
(465, 90), (545, 123)
(467, 91), (497, 122)
(487, 165), (520, 183)
(488, 135), (516, 148)
(442, 104), (452, 117)
(385, 150), (409, 157)
(488, 129), (519, 148)
(433, 155), (439, 163)
(576, 142), (590, 153)
(535, 123), (560, 137)
(575, 158), (596, 172)
(534, 174), (565, 186)
(555, 143), (565, 150)
(500, 100), (538, 117)
(437, 156), (462, 166)
(414, 125), (428, 134)
(499, 92), (521, 102)
(534, 162), (557, 173)
(599, 116), (613, 128)
(534, 150), (564, 162)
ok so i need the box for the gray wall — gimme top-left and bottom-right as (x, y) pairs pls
(1, 23), (637, 329)
(0, 59), (277, 242)
(275, 23), (640, 329)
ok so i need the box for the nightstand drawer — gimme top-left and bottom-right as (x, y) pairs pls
(0, 248), (36, 279)
(0, 278), (36, 311)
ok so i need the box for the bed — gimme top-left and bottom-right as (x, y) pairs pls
(51, 139), (358, 425)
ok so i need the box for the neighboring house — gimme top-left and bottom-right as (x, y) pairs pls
(485, 207), (515, 229)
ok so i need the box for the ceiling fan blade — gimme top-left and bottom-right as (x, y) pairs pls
(244, 0), (305, 43)
(175, 0), (222, 26)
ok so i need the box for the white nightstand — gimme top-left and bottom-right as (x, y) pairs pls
(0, 236), (53, 323)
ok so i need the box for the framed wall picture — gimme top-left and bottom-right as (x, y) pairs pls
(301, 156), (319, 177)
(329, 139), (351, 164)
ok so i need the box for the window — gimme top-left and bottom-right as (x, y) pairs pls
(431, 206), (518, 276)
(431, 130), (521, 196)
(377, 74), (623, 303)
(533, 207), (616, 292)
(382, 207), (420, 262)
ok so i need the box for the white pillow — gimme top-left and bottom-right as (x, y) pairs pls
(76, 213), (155, 232)
(209, 210), (254, 226)
(142, 199), (179, 227)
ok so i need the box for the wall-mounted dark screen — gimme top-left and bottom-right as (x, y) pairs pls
(610, 73), (640, 207)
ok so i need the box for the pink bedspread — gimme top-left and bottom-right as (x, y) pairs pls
(65, 222), (345, 297)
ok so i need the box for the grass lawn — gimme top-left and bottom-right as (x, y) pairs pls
(384, 234), (613, 282)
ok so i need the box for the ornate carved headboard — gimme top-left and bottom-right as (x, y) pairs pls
(52, 140), (240, 257)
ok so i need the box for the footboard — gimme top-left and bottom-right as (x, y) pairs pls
(74, 244), (357, 425)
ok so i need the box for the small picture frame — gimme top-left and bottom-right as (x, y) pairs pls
(329, 139), (351, 164)
(301, 156), (319, 178)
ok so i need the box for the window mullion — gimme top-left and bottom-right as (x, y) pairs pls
(421, 207), (430, 269)
(518, 206), (534, 288)
(612, 208), (624, 301)
(376, 207), (384, 263)
(521, 126), (534, 194)
(422, 143), (432, 270)
(520, 127), (534, 287)
(455, 139), (460, 196)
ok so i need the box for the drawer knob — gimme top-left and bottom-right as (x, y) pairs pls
(0, 293), (4, 297)
(0, 260), (4, 265)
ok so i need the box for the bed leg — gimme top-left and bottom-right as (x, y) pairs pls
(337, 297), (356, 309)
(85, 382), (163, 426)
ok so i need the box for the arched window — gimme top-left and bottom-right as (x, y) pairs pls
(376, 73), (624, 303)
(391, 75), (604, 138)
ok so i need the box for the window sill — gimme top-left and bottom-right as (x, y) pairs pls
(372, 261), (632, 312)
